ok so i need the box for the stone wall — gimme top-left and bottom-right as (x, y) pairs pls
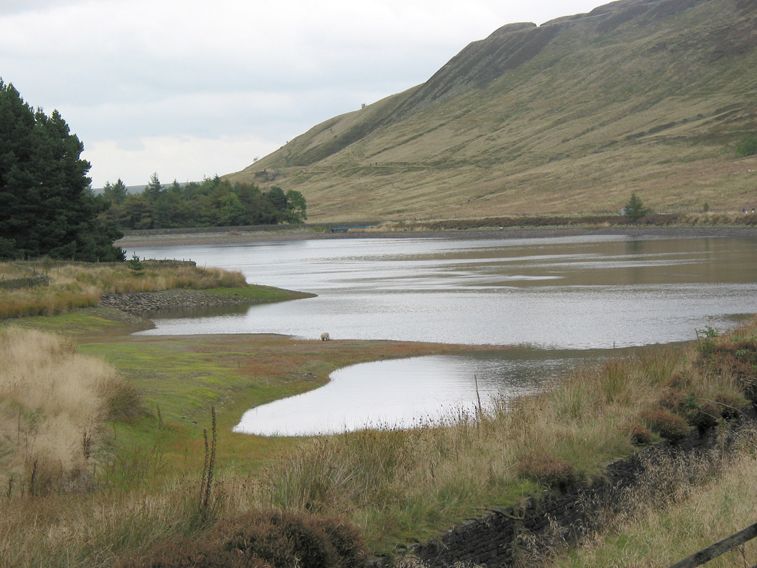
(100, 289), (249, 315)
(384, 414), (755, 568)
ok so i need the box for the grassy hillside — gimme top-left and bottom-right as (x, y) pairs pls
(226, 0), (757, 222)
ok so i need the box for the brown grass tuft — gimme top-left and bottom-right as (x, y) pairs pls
(0, 327), (136, 494)
(630, 424), (653, 446)
(640, 408), (691, 443)
(517, 451), (580, 492)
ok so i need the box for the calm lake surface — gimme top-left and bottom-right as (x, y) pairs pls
(132, 235), (757, 348)
(131, 234), (757, 435)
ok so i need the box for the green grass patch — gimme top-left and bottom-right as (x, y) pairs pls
(77, 332), (482, 483)
(202, 283), (315, 303)
(736, 133), (757, 157)
(5, 307), (151, 337)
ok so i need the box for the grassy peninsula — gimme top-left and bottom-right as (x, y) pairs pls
(0, 259), (308, 320)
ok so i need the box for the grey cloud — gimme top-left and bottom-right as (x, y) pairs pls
(0, 0), (81, 15)
(62, 86), (385, 147)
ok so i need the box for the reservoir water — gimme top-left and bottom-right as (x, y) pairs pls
(132, 234), (757, 348)
(130, 234), (757, 435)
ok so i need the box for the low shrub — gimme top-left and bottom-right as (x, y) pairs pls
(319, 520), (367, 567)
(735, 133), (757, 157)
(127, 254), (145, 273)
(517, 451), (580, 492)
(713, 392), (749, 419)
(684, 401), (720, 435)
(640, 408), (691, 442)
(630, 424), (653, 446)
(658, 391), (721, 435)
(106, 381), (144, 422)
(121, 511), (366, 568)
(118, 538), (271, 568)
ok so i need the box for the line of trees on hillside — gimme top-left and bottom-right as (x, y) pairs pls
(100, 175), (307, 230)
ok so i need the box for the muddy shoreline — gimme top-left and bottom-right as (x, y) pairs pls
(118, 224), (757, 248)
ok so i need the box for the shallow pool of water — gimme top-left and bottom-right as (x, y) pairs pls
(233, 354), (582, 436)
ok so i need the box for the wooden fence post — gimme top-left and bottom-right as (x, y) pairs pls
(669, 522), (757, 568)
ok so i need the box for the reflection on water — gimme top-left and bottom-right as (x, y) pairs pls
(141, 303), (250, 320)
(233, 354), (580, 436)
(131, 235), (757, 349)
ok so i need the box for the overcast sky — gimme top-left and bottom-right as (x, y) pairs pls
(0, 0), (606, 187)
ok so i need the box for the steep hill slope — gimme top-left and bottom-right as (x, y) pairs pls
(226, 0), (757, 222)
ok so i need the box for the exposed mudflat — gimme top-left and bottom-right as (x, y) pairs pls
(117, 224), (757, 248)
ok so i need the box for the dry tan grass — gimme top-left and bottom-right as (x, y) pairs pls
(0, 327), (128, 493)
(0, 480), (200, 567)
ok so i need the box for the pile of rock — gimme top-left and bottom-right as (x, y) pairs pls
(100, 289), (246, 315)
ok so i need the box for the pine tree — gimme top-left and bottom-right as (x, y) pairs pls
(103, 178), (128, 204)
(623, 193), (651, 222)
(144, 172), (163, 201)
(0, 79), (124, 260)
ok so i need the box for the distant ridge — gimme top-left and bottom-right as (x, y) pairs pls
(226, 0), (757, 222)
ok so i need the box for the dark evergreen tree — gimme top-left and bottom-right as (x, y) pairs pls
(144, 172), (163, 201)
(623, 192), (651, 222)
(102, 178), (128, 204)
(0, 80), (124, 260)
